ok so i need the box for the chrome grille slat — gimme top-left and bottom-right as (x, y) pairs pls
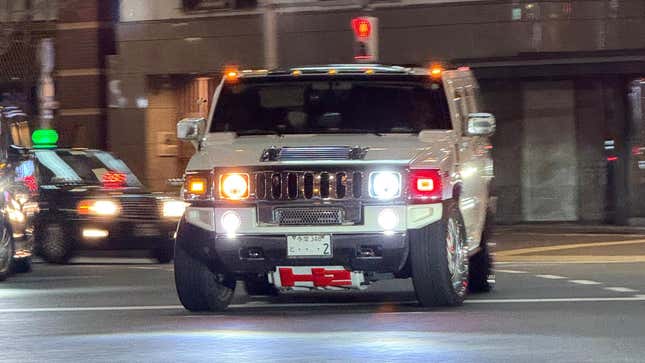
(250, 169), (368, 201)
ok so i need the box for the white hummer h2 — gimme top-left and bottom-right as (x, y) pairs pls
(174, 64), (496, 311)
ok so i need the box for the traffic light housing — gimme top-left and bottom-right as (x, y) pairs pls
(351, 16), (378, 63)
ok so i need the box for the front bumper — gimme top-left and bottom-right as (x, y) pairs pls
(73, 219), (178, 250)
(176, 203), (443, 275)
(37, 213), (178, 250)
(177, 219), (409, 274)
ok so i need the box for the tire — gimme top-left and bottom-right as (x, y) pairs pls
(174, 244), (236, 312)
(0, 224), (14, 281)
(39, 223), (74, 264)
(409, 202), (468, 307)
(244, 274), (278, 296)
(152, 246), (174, 264)
(12, 257), (32, 273)
(468, 212), (495, 293)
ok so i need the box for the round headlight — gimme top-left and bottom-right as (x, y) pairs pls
(370, 172), (401, 199)
(220, 173), (249, 200)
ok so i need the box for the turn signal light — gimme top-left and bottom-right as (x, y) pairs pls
(219, 173), (249, 200)
(184, 174), (209, 197)
(408, 169), (442, 202)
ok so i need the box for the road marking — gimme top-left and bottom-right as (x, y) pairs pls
(0, 305), (184, 313)
(535, 274), (566, 280)
(604, 287), (638, 293)
(495, 269), (527, 274)
(497, 256), (645, 263)
(568, 280), (602, 285)
(496, 238), (645, 257)
(466, 295), (645, 304)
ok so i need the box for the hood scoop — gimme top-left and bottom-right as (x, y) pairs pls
(261, 146), (368, 162)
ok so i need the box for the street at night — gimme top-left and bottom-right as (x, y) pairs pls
(3, 1), (645, 362)
(2, 228), (645, 362)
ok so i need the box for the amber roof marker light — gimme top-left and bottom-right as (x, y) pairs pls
(223, 66), (240, 82)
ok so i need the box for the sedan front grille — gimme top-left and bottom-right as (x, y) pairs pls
(119, 197), (160, 220)
(274, 207), (344, 225)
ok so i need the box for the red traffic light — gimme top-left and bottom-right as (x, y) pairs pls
(351, 17), (372, 39)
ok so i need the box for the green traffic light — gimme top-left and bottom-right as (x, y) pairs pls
(31, 129), (59, 149)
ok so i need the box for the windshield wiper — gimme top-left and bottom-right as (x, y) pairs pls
(235, 129), (283, 136)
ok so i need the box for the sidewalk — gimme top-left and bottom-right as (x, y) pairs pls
(494, 223), (645, 235)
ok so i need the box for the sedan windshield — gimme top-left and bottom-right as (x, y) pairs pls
(34, 149), (143, 187)
(210, 78), (451, 135)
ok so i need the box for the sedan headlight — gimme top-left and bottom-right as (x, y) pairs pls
(77, 199), (120, 216)
(162, 200), (188, 218)
(369, 171), (401, 199)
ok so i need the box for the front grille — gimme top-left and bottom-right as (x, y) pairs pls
(252, 170), (364, 201)
(119, 197), (160, 220)
(274, 207), (343, 225)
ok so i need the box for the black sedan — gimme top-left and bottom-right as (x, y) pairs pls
(31, 148), (185, 264)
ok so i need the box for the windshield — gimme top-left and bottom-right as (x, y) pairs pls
(210, 77), (451, 135)
(34, 149), (143, 187)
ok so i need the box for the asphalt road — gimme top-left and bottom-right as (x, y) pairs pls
(2, 229), (645, 362)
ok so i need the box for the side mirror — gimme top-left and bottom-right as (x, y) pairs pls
(177, 117), (206, 142)
(466, 113), (496, 136)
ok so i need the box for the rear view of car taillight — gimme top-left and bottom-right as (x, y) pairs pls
(408, 169), (442, 203)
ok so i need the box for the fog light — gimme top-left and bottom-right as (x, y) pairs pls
(82, 228), (109, 239)
(377, 208), (399, 231)
(221, 211), (241, 234)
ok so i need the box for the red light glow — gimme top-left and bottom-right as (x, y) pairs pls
(409, 169), (442, 202)
(607, 156), (619, 162)
(102, 171), (127, 189)
(22, 175), (38, 193)
(351, 18), (372, 38)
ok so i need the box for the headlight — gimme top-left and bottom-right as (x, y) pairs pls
(219, 173), (249, 200)
(77, 199), (120, 216)
(162, 200), (188, 218)
(369, 171), (401, 199)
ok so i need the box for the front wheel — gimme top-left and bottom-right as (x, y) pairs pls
(409, 203), (468, 307)
(12, 257), (32, 273)
(174, 244), (236, 312)
(0, 225), (14, 281)
(39, 223), (74, 264)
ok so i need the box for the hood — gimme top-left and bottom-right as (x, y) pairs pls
(187, 132), (457, 170)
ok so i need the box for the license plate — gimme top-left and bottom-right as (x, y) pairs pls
(287, 235), (331, 257)
(133, 223), (160, 237)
